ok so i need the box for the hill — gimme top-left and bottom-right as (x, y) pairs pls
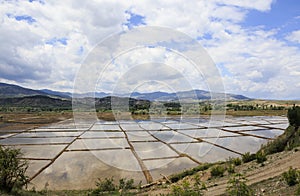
(0, 95), (71, 111)
(0, 95), (150, 112)
(0, 83), (50, 98)
(126, 89), (250, 101)
(40, 89), (71, 98)
(0, 82), (250, 101)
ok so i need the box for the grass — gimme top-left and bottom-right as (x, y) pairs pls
(169, 163), (213, 183)
(210, 165), (226, 177)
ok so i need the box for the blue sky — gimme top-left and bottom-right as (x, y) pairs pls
(0, 0), (299, 99)
(244, 0), (300, 43)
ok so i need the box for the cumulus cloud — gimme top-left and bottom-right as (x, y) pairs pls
(0, 0), (299, 99)
(286, 30), (300, 44)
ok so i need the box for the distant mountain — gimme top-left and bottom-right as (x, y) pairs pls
(0, 82), (250, 101)
(128, 89), (250, 101)
(40, 89), (71, 98)
(128, 91), (175, 101)
(0, 82), (50, 98)
(0, 95), (150, 112)
(0, 82), (68, 99)
(0, 95), (71, 109)
(72, 92), (110, 98)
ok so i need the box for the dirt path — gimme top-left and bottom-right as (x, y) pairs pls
(204, 149), (300, 195)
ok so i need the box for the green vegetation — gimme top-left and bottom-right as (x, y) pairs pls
(229, 157), (242, 166)
(210, 165), (225, 177)
(227, 164), (235, 174)
(259, 106), (300, 155)
(171, 176), (206, 196)
(226, 173), (254, 196)
(242, 152), (256, 163)
(169, 163), (213, 183)
(163, 102), (181, 112)
(255, 151), (267, 164)
(296, 184), (300, 195)
(288, 106), (300, 127)
(0, 146), (29, 193)
(226, 103), (285, 111)
(282, 167), (300, 186)
(90, 177), (136, 195)
(240, 151), (267, 165)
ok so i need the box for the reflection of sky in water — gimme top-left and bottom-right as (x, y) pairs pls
(0, 116), (289, 190)
(203, 136), (267, 154)
(178, 128), (239, 138)
(150, 130), (197, 143)
(241, 129), (284, 138)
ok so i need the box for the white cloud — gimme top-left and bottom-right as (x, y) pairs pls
(214, 0), (274, 12)
(0, 0), (299, 99)
(286, 30), (300, 43)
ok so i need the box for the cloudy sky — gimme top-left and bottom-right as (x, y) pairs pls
(0, 0), (299, 99)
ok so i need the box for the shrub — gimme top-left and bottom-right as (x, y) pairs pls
(95, 177), (116, 193)
(256, 151), (267, 164)
(242, 152), (256, 163)
(282, 167), (300, 186)
(118, 178), (134, 192)
(169, 163), (212, 183)
(0, 146), (29, 193)
(262, 137), (286, 155)
(226, 173), (254, 196)
(296, 183), (300, 195)
(227, 164), (235, 174)
(194, 174), (207, 192)
(171, 178), (206, 196)
(210, 165), (225, 177)
(231, 157), (242, 166)
(288, 106), (300, 127)
(91, 177), (135, 195)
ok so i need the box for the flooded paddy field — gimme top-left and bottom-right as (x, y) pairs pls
(0, 116), (288, 190)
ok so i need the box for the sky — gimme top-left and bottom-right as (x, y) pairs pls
(0, 0), (299, 100)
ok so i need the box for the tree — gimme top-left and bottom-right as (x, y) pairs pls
(288, 106), (300, 128)
(0, 146), (29, 192)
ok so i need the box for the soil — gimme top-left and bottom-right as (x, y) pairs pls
(0, 112), (73, 131)
(137, 147), (300, 195)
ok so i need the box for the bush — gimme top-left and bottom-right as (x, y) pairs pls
(262, 137), (286, 154)
(226, 173), (254, 196)
(0, 146), (29, 193)
(242, 152), (256, 163)
(232, 157), (242, 166)
(169, 163), (212, 183)
(288, 106), (300, 127)
(91, 177), (135, 195)
(256, 151), (267, 164)
(227, 164), (235, 174)
(171, 178), (206, 196)
(118, 178), (134, 192)
(282, 167), (300, 186)
(94, 177), (116, 193)
(194, 174), (207, 192)
(210, 165), (225, 177)
(296, 183), (300, 195)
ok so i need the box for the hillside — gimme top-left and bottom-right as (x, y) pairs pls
(0, 95), (150, 112)
(126, 90), (250, 101)
(138, 107), (300, 195)
(0, 82), (250, 101)
(0, 95), (71, 111)
(0, 83), (50, 98)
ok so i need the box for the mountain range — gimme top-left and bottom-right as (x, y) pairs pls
(0, 82), (250, 101)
